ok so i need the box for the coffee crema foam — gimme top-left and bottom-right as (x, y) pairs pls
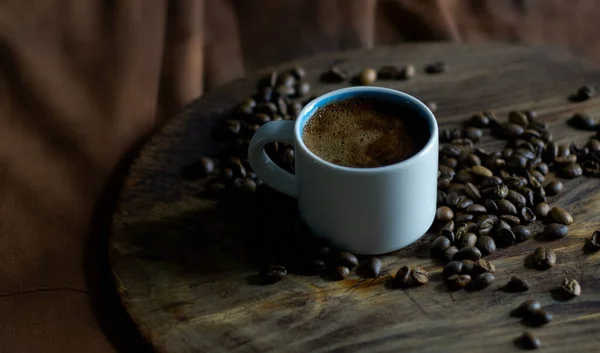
(302, 97), (429, 168)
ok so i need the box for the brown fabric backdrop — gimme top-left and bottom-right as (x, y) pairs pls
(2, 1), (600, 352)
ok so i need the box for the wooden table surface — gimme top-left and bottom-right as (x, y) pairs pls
(110, 43), (600, 353)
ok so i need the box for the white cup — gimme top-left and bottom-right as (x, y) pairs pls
(249, 87), (439, 255)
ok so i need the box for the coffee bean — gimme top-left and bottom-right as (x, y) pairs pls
(512, 300), (542, 317)
(559, 163), (583, 178)
(425, 62), (447, 74)
(441, 220), (455, 232)
(241, 178), (257, 192)
(481, 176), (503, 188)
(436, 206), (454, 222)
(533, 186), (547, 203)
(470, 272), (495, 290)
(501, 215), (521, 226)
(473, 259), (495, 275)
(426, 102), (438, 112)
(504, 276), (530, 292)
(494, 228), (516, 247)
(360, 257), (382, 278)
(377, 65), (400, 79)
(431, 236), (451, 258)
(512, 225), (532, 242)
(516, 332), (540, 350)
(508, 110), (529, 127)
(260, 265), (287, 284)
(321, 66), (348, 82)
(534, 202), (550, 218)
(454, 169), (473, 184)
(455, 196), (474, 210)
(443, 261), (464, 278)
(468, 113), (490, 128)
(534, 162), (549, 175)
(584, 230), (600, 253)
(439, 229), (455, 244)
(465, 204), (486, 214)
(331, 266), (350, 280)
(476, 235), (496, 255)
(465, 153), (482, 167)
(284, 148), (295, 171)
(441, 145), (462, 158)
(558, 144), (571, 157)
(336, 252), (358, 268)
(502, 148), (514, 159)
(549, 206), (573, 225)
(460, 260), (475, 274)
(411, 267), (429, 286)
(232, 177), (243, 188)
(446, 274), (472, 291)
(560, 278), (581, 297)
(484, 199), (499, 214)
(526, 309), (553, 326)
(443, 246), (459, 263)
(455, 213), (474, 223)
(445, 192), (460, 208)
(399, 64), (416, 79)
(555, 155), (577, 165)
(470, 165), (493, 178)
(392, 266), (411, 288)
(544, 180), (563, 196)
(456, 232), (477, 249)
(498, 199), (517, 215)
(463, 128), (483, 143)
(464, 182), (482, 200)
(568, 112), (597, 130)
(576, 85), (595, 101)
(454, 246), (482, 261)
(440, 157), (459, 169)
(544, 223), (569, 239)
(506, 190), (526, 207)
(521, 187), (535, 207)
(447, 183), (465, 193)
(228, 157), (247, 178)
(359, 68), (377, 85)
(533, 246), (556, 269)
(295, 82), (311, 97)
(500, 122), (525, 138)
(518, 207), (536, 224)
(182, 156), (215, 179)
(437, 191), (446, 206)
(482, 185), (509, 200)
(586, 138), (600, 152)
(454, 223), (468, 239)
(495, 219), (512, 231)
(290, 66), (306, 80)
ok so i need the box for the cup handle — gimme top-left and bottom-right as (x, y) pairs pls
(248, 120), (298, 198)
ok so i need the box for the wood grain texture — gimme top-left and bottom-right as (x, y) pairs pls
(110, 43), (600, 353)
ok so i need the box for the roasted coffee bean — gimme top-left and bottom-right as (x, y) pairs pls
(494, 228), (516, 247)
(427, 101), (438, 112)
(482, 185), (509, 200)
(359, 68), (377, 85)
(530, 171), (545, 184)
(425, 61), (447, 74)
(506, 190), (526, 207)
(512, 225), (532, 242)
(254, 102), (278, 116)
(473, 259), (495, 275)
(576, 85), (595, 101)
(470, 165), (493, 178)
(499, 122), (525, 138)
(487, 158), (506, 170)
(377, 65), (400, 79)
(508, 110), (529, 127)
(461, 260), (476, 274)
(182, 156), (215, 179)
(454, 169), (473, 183)
(275, 84), (295, 96)
(228, 157), (247, 178)
(283, 148), (295, 171)
(465, 153), (482, 166)
(543, 142), (559, 163)
(331, 266), (350, 280)
(399, 64), (416, 79)
(544, 223), (569, 239)
(464, 182), (482, 201)
(558, 144), (571, 157)
(521, 187), (535, 207)
(477, 217), (496, 237)
(512, 300), (542, 317)
(560, 278), (581, 297)
(501, 215), (521, 226)
(454, 223), (469, 237)
(456, 232), (477, 249)
(506, 154), (528, 170)
(549, 206), (573, 225)
(534, 162), (549, 175)
(443, 246), (459, 263)
(519, 207), (536, 224)
(295, 82), (311, 97)
(441, 145), (462, 158)
(455, 213), (474, 223)
(336, 252), (358, 268)
(445, 192), (460, 207)
(454, 246), (482, 261)
(437, 190), (446, 206)
(232, 177), (243, 188)
(534, 202), (550, 218)
(502, 148), (514, 159)
(541, 130), (552, 142)
(290, 66), (306, 80)
(481, 176), (503, 188)
(470, 272), (495, 290)
(533, 186), (546, 203)
(260, 265), (287, 284)
(241, 178), (257, 192)
(431, 236), (452, 258)
(443, 261), (464, 278)
(526, 309), (553, 326)
(463, 128), (483, 143)
(446, 274), (472, 291)
(440, 157), (459, 169)
(516, 332), (540, 350)
(447, 183), (465, 193)
(559, 163), (583, 179)
(411, 267), (429, 285)
(504, 177), (523, 190)
(436, 206), (454, 222)
(468, 113), (490, 127)
(568, 112), (597, 130)
(504, 277), (530, 292)
(495, 219), (512, 231)
(498, 199), (517, 215)
(555, 155), (577, 165)
(475, 235), (496, 255)
(360, 257), (382, 278)
(586, 138), (600, 152)
(277, 72), (296, 87)
(321, 66), (348, 82)
(544, 180), (563, 196)
(455, 196), (474, 210)
(533, 246), (556, 269)
(392, 266), (411, 288)
(484, 199), (499, 214)
(584, 230), (600, 253)
(441, 220), (455, 232)
(465, 204), (486, 214)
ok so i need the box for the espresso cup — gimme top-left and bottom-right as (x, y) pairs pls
(248, 87), (438, 255)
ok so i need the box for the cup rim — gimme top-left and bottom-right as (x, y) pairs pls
(294, 86), (439, 173)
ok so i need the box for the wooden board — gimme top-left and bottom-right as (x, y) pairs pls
(110, 43), (600, 353)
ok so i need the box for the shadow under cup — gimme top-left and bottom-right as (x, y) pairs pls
(250, 86), (439, 255)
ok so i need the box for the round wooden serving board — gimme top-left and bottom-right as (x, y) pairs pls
(110, 43), (600, 353)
